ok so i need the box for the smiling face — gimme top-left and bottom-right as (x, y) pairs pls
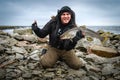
(60, 12), (71, 25)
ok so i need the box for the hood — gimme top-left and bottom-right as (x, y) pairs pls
(57, 6), (76, 26)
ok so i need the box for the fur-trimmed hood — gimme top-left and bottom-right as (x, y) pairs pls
(56, 6), (76, 26)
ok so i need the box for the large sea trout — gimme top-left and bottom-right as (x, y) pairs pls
(60, 26), (103, 41)
(60, 26), (119, 58)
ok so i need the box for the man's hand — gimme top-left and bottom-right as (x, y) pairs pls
(72, 30), (85, 42)
(76, 30), (85, 39)
(31, 20), (38, 30)
(32, 20), (37, 27)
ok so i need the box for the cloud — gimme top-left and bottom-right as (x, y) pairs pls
(0, 0), (120, 26)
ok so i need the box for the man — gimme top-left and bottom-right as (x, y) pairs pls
(32, 6), (84, 70)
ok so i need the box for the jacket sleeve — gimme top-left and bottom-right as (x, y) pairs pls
(32, 20), (52, 38)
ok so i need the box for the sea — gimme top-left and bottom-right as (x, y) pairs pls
(87, 26), (120, 34)
(2, 26), (120, 34)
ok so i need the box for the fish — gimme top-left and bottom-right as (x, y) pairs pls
(60, 26), (103, 41)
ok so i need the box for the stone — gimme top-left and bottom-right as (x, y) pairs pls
(85, 64), (101, 72)
(68, 69), (86, 77)
(0, 30), (9, 35)
(6, 71), (18, 78)
(102, 64), (114, 75)
(16, 41), (29, 47)
(13, 35), (24, 41)
(38, 37), (49, 43)
(1, 27), (120, 80)
(89, 45), (118, 58)
(0, 45), (5, 54)
(12, 46), (28, 54)
(13, 28), (33, 35)
(22, 34), (38, 43)
(22, 72), (32, 79)
(32, 70), (42, 75)
(27, 50), (42, 60)
(0, 69), (6, 79)
(86, 54), (107, 64)
(15, 53), (24, 59)
(43, 72), (55, 78)
(76, 37), (103, 49)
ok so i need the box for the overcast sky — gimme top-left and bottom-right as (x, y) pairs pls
(0, 0), (120, 26)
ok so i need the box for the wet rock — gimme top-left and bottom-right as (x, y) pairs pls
(18, 66), (28, 72)
(15, 41), (29, 47)
(13, 28), (33, 35)
(75, 50), (85, 57)
(22, 72), (32, 79)
(9, 38), (18, 46)
(114, 71), (120, 80)
(65, 75), (74, 80)
(12, 46), (28, 54)
(0, 30), (10, 36)
(5, 48), (14, 55)
(38, 37), (49, 43)
(80, 76), (90, 80)
(13, 34), (24, 41)
(106, 78), (116, 80)
(90, 45), (118, 58)
(86, 54), (106, 64)
(68, 69), (86, 77)
(27, 62), (38, 70)
(43, 72), (55, 78)
(102, 64), (115, 75)
(97, 30), (104, 34)
(0, 55), (7, 64)
(0, 38), (18, 47)
(76, 37), (103, 51)
(32, 70), (42, 75)
(0, 45), (5, 54)
(27, 50), (42, 60)
(15, 53), (24, 59)
(0, 39), (10, 47)
(89, 76), (99, 80)
(6, 71), (18, 79)
(22, 34), (38, 43)
(0, 28), (120, 80)
(0, 69), (6, 79)
(111, 34), (120, 40)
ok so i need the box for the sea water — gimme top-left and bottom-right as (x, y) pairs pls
(87, 26), (120, 34)
(3, 26), (120, 34)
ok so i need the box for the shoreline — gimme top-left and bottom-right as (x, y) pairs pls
(1, 26), (120, 35)
(0, 26), (29, 30)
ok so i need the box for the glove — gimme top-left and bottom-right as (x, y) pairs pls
(32, 21), (37, 27)
(63, 39), (76, 51)
(31, 21), (38, 30)
(72, 30), (85, 42)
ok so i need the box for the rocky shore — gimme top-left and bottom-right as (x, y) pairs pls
(0, 28), (120, 80)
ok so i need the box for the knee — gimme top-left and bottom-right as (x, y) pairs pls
(72, 60), (85, 70)
(70, 64), (81, 70)
(67, 60), (83, 70)
(42, 63), (54, 68)
(42, 64), (53, 69)
(40, 59), (54, 68)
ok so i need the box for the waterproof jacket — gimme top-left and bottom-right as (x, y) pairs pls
(32, 6), (77, 50)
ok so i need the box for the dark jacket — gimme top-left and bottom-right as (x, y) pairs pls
(32, 6), (77, 51)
